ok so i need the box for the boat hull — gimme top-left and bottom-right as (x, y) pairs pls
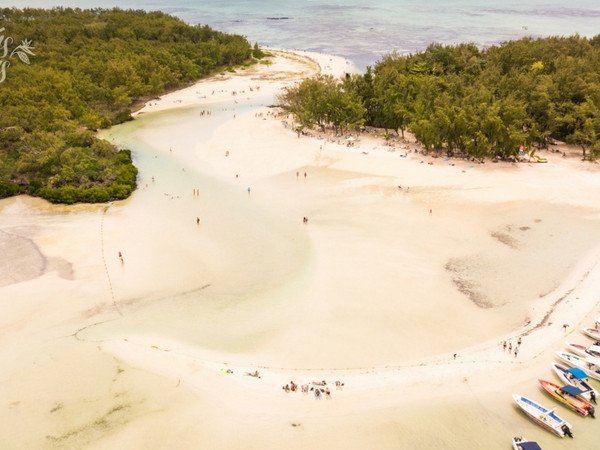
(512, 436), (542, 450)
(538, 379), (595, 417)
(582, 327), (600, 340)
(552, 362), (598, 403)
(512, 394), (573, 438)
(555, 351), (600, 381)
(567, 343), (600, 362)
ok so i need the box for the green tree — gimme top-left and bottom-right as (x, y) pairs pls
(0, 7), (253, 202)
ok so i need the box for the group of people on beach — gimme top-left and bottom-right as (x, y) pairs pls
(503, 336), (522, 358)
(239, 367), (345, 400)
(281, 379), (344, 399)
(254, 111), (272, 119)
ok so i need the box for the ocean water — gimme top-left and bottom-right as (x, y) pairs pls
(15, 0), (600, 71)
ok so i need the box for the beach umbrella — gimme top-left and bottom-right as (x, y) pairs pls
(346, 136), (356, 141)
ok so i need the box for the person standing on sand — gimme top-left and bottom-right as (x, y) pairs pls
(196, 217), (200, 225)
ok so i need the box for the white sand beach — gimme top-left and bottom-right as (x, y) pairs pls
(2, 49), (600, 449)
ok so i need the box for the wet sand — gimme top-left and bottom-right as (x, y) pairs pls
(2, 50), (600, 449)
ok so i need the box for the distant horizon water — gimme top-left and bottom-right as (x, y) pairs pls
(10, 1), (600, 71)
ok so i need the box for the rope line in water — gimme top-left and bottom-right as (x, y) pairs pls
(100, 204), (122, 317)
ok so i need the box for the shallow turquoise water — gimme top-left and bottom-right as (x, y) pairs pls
(17, 0), (600, 70)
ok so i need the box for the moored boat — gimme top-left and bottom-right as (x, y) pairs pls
(555, 351), (600, 381)
(512, 435), (542, 450)
(566, 342), (600, 362)
(512, 394), (573, 438)
(538, 379), (595, 417)
(582, 327), (600, 340)
(552, 363), (598, 403)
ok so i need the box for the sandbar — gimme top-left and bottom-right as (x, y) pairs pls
(2, 49), (600, 449)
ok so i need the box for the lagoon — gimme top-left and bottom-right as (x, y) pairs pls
(17, 0), (600, 70)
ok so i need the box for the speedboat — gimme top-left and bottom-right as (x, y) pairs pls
(555, 351), (600, 381)
(512, 394), (573, 438)
(566, 342), (600, 361)
(582, 327), (600, 340)
(538, 379), (595, 417)
(512, 435), (542, 450)
(552, 362), (598, 403)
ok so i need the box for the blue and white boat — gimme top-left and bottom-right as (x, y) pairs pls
(556, 351), (600, 381)
(552, 363), (598, 403)
(512, 436), (542, 450)
(512, 394), (573, 438)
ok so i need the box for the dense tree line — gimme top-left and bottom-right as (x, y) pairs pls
(0, 8), (256, 203)
(278, 35), (600, 161)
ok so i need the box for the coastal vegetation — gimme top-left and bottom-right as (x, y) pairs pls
(0, 7), (255, 203)
(278, 35), (600, 161)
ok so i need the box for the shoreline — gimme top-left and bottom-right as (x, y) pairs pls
(96, 46), (600, 437)
(130, 48), (352, 119)
(2, 48), (600, 448)
(96, 236), (600, 380)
